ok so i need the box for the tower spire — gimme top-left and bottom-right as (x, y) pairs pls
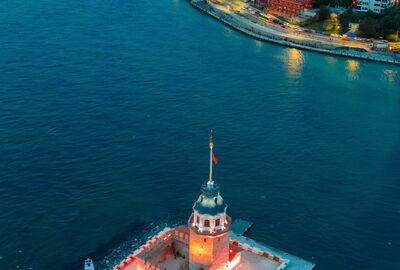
(208, 129), (214, 184)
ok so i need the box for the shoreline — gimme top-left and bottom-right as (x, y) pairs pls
(190, 0), (400, 66)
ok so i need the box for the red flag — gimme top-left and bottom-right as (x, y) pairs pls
(212, 153), (218, 164)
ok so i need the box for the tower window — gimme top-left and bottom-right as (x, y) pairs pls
(215, 219), (220, 226)
(196, 216), (200, 223)
(204, 220), (210, 227)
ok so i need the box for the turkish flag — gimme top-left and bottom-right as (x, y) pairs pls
(212, 153), (218, 164)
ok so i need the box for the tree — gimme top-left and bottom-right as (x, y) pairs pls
(338, 0), (354, 8)
(318, 5), (330, 21)
(339, 9), (358, 33)
(358, 17), (379, 37)
(314, 0), (330, 8)
(378, 7), (400, 39)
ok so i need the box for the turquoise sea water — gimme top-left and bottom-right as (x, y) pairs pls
(1, 0), (400, 269)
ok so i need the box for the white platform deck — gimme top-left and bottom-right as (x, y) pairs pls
(230, 232), (315, 270)
(235, 251), (280, 270)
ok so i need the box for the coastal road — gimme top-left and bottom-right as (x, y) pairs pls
(210, 0), (370, 50)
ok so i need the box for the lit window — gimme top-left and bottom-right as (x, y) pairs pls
(204, 220), (210, 227)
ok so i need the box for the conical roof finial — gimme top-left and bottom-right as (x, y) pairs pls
(208, 129), (214, 184)
(209, 129), (214, 149)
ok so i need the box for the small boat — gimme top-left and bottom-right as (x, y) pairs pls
(84, 258), (94, 270)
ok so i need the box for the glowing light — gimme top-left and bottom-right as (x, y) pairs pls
(190, 234), (214, 265)
(346, 59), (360, 80)
(383, 70), (398, 83)
(283, 48), (304, 78)
(226, 253), (241, 270)
(346, 59), (359, 72)
(229, 249), (233, 253)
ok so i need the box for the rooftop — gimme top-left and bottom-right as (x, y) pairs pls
(193, 182), (227, 215)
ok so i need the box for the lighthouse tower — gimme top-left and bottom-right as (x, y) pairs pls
(188, 131), (231, 270)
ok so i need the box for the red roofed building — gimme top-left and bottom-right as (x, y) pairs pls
(267, 0), (314, 17)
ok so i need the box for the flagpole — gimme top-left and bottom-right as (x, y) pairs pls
(208, 129), (214, 184)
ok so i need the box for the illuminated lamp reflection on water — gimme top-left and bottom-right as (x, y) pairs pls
(346, 59), (360, 80)
(284, 48), (304, 79)
(382, 69), (399, 83)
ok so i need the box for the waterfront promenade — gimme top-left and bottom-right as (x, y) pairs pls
(191, 0), (400, 65)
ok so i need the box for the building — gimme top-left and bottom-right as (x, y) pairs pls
(266, 0), (314, 17)
(355, 0), (397, 13)
(107, 131), (315, 270)
(188, 179), (230, 269)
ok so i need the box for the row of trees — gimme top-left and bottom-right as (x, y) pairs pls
(316, 6), (400, 40)
(314, 0), (353, 8)
(346, 8), (400, 40)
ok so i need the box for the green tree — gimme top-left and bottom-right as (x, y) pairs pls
(318, 5), (330, 21)
(314, 0), (330, 8)
(339, 9), (359, 33)
(378, 7), (400, 39)
(338, 0), (353, 8)
(358, 17), (379, 37)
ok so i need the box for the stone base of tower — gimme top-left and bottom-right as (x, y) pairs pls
(188, 228), (230, 270)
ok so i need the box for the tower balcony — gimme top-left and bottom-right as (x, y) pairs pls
(188, 213), (231, 236)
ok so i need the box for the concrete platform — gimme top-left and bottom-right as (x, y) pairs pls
(231, 219), (254, 236)
(231, 232), (315, 270)
(235, 251), (280, 270)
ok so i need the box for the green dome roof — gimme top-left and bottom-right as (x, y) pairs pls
(193, 182), (227, 215)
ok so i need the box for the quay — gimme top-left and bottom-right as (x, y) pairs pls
(190, 0), (400, 66)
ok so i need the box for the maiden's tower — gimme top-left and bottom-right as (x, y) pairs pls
(97, 131), (315, 270)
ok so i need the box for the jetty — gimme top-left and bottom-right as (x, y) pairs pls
(230, 219), (315, 270)
(231, 219), (254, 236)
(191, 0), (400, 66)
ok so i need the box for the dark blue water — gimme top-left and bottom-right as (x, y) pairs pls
(1, 0), (400, 269)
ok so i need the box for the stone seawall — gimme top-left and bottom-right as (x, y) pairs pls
(191, 0), (400, 66)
